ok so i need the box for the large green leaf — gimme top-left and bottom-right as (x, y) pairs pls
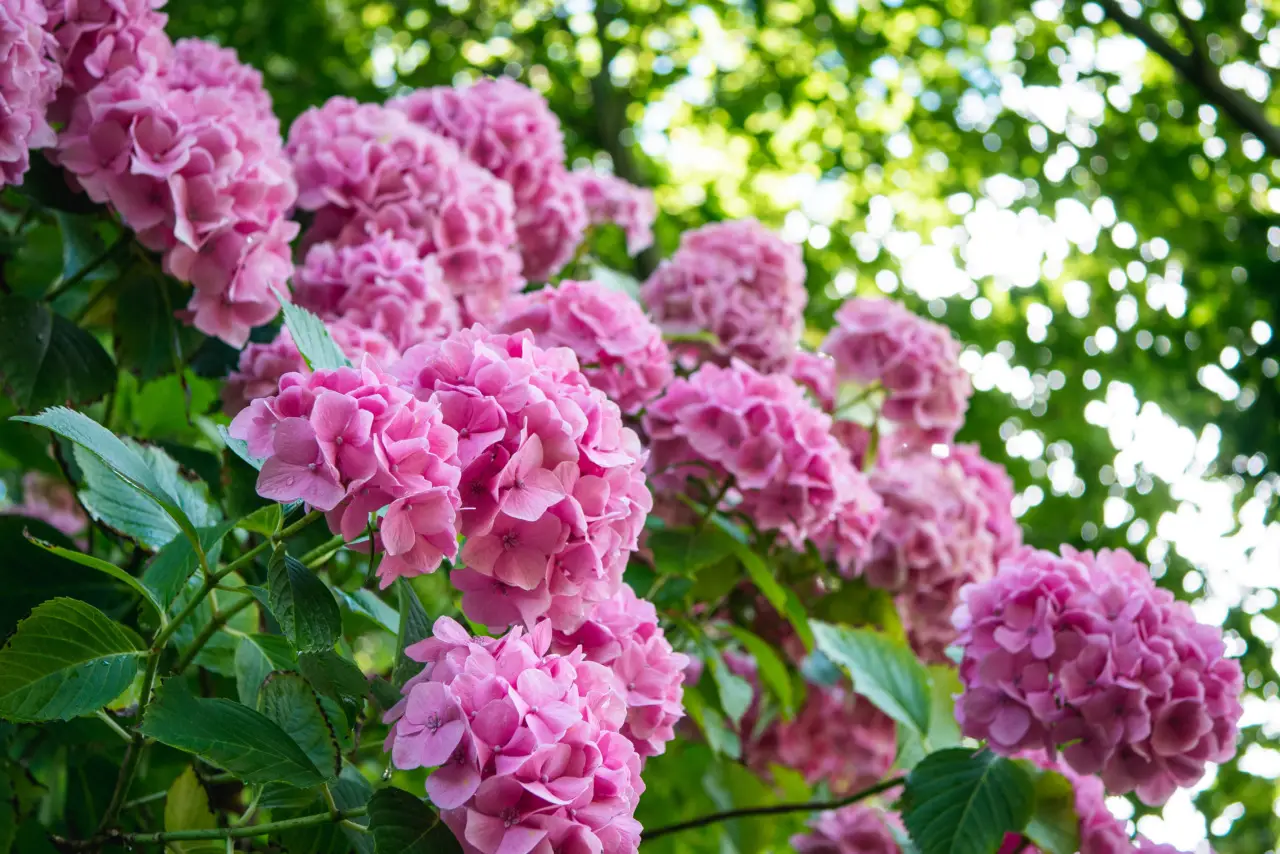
(298, 650), (368, 724)
(113, 274), (203, 380)
(647, 525), (737, 576)
(898, 666), (965, 771)
(811, 621), (932, 736)
(726, 626), (795, 718)
(368, 787), (461, 854)
(235, 633), (298, 707)
(279, 297), (351, 371)
(901, 749), (1035, 854)
(0, 297), (115, 412)
(23, 532), (165, 622)
(138, 680), (331, 788)
(258, 672), (341, 782)
(268, 546), (341, 653)
(1018, 764), (1081, 854)
(0, 598), (143, 722)
(142, 522), (235, 610)
(163, 767), (223, 854)
(711, 516), (813, 651)
(701, 645), (753, 726)
(392, 579), (431, 687)
(681, 690), (741, 760)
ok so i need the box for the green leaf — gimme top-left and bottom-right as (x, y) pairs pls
(258, 672), (341, 782)
(0, 297), (115, 412)
(113, 274), (203, 380)
(0, 766), (15, 854)
(238, 504), (282, 537)
(898, 666), (964, 771)
(901, 748), (1035, 854)
(726, 626), (795, 717)
(588, 263), (641, 300)
(368, 787), (460, 854)
(138, 680), (331, 788)
(811, 621), (931, 736)
(279, 297), (351, 371)
(277, 763), (374, 854)
(23, 532), (166, 622)
(711, 516), (813, 651)
(143, 522), (235, 610)
(235, 633), (298, 706)
(336, 588), (400, 636)
(53, 213), (114, 287)
(0, 598), (143, 722)
(268, 546), (342, 653)
(682, 690), (741, 760)
(647, 526), (736, 575)
(163, 767), (223, 854)
(218, 424), (264, 471)
(392, 580), (431, 687)
(298, 650), (369, 722)
(16, 156), (100, 214)
(1017, 765), (1081, 854)
(704, 647), (753, 725)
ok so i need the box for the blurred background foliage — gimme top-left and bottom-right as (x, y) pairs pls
(145, 0), (1280, 849)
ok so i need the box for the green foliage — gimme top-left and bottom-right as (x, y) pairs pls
(0, 296), (115, 412)
(257, 672), (342, 781)
(1018, 765), (1082, 854)
(279, 297), (352, 371)
(367, 787), (461, 854)
(901, 748), (1035, 854)
(268, 546), (342, 653)
(234, 633), (298, 706)
(24, 531), (166, 622)
(163, 768), (223, 854)
(811, 621), (932, 736)
(392, 579), (431, 687)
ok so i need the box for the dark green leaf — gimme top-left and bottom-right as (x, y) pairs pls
(24, 532), (165, 621)
(812, 621), (931, 736)
(143, 522), (235, 610)
(258, 672), (341, 782)
(113, 274), (203, 380)
(163, 767), (223, 854)
(682, 690), (741, 760)
(711, 516), (813, 650)
(393, 580), (431, 687)
(647, 526), (736, 575)
(726, 626), (795, 718)
(368, 787), (460, 854)
(901, 749), (1035, 854)
(0, 297), (115, 412)
(278, 764), (374, 854)
(234, 633), (298, 706)
(0, 598), (143, 722)
(1017, 765), (1081, 854)
(898, 666), (964, 771)
(0, 764), (14, 854)
(279, 297), (351, 371)
(298, 650), (369, 722)
(53, 213), (114, 288)
(238, 504), (282, 537)
(268, 547), (341, 653)
(16, 155), (100, 214)
(335, 588), (400, 636)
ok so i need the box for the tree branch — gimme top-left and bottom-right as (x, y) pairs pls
(62, 806), (368, 849)
(1093, 0), (1280, 153)
(1168, 0), (1207, 71)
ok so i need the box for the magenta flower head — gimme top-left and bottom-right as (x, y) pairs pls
(640, 219), (807, 373)
(788, 351), (838, 413)
(0, 0), (61, 186)
(394, 326), (651, 632)
(287, 97), (523, 321)
(2, 471), (88, 544)
(162, 38), (276, 129)
(954, 546), (1244, 805)
(947, 443), (1022, 562)
(790, 805), (902, 854)
(571, 169), (656, 255)
(46, 0), (170, 101)
(644, 361), (879, 563)
(821, 298), (971, 448)
(384, 616), (646, 854)
(496, 280), (674, 416)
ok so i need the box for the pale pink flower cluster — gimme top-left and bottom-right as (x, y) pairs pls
(54, 43), (297, 345)
(860, 450), (996, 662)
(948, 443), (1022, 562)
(385, 617), (644, 854)
(644, 361), (880, 565)
(571, 169), (656, 255)
(46, 0), (169, 101)
(553, 585), (688, 758)
(286, 97), (522, 322)
(641, 219), (807, 373)
(788, 351), (837, 413)
(0, 0), (60, 185)
(391, 78), (587, 281)
(496, 279), (673, 416)
(790, 805), (901, 854)
(822, 298), (971, 447)
(162, 38), (274, 127)
(229, 358), (463, 587)
(954, 546), (1244, 805)
(294, 234), (460, 352)
(2, 471), (87, 542)
(394, 326), (651, 632)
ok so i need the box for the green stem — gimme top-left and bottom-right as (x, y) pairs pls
(219, 510), (322, 581)
(663, 330), (721, 347)
(46, 232), (132, 301)
(231, 787), (263, 828)
(96, 651), (161, 833)
(301, 533), (346, 567)
(122, 789), (169, 811)
(95, 710), (132, 744)
(117, 806), (369, 844)
(173, 595), (256, 674)
(696, 477), (734, 533)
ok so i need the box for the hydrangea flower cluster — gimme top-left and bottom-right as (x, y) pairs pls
(571, 169), (657, 255)
(948, 443), (1022, 562)
(788, 351), (838, 413)
(385, 617), (644, 854)
(286, 97), (522, 322)
(2, 471), (87, 543)
(0, 0), (60, 186)
(553, 585), (688, 758)
(496, 279), (673, 416)
(394, 326), (651, 631)
(954, 546), (1244, 804)
(644, 361), (879, 565)
(641, 219), (807, 373)
(391, 78), (587, 281)
(822, 298), (971, 448)
(790, 805), (902, 854)
(54, 41), (297, 345)
(228, 358), (463, 586)
(46, 0), (170, 102)
(860, 450), (996, 662)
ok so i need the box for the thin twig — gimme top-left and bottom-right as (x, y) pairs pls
(94, 710), (132, 744)
(64, 806), (369, 848)
(45, 231), (132, 301)
(173, 595), (256, 674)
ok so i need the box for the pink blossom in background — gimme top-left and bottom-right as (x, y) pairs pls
(162, 37), (275, 129)
(553, 585), (688, 758)
(45, 0), (169, 103)
(788, 351), (838, 413)
(495, 279), (673, 415)
(0, 0), (60, 186)
(384, 616), (645, 854)
(294, 235), (460, 352)
(571, 169), (656, 255)
(394, 325), (651, 631)
(512, 167), (588, 282)
(947, 443), (1022, 562)
(1135, 842), (1203, 854)
(229, 357), (463, 586)
(286, 97), (523, 321)
(954, 546), (1244, 805)
(822, 298), (971, 448)
(641, 219), (807, 373)
(790, 805), (902, 854)
(860, 450), (996, 662)
(644, 361), (879, 568)
(2, 471), (87, 543)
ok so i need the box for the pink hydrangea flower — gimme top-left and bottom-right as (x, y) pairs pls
(394, 326), (651, 631)
(0, 0), (60, 186)
(553, 585), (689, 758)
(947, 443), (1021, 562)
(788, 351), (838, 413)
(2, 471), (87, 543)
(571, 169), (656, 255)
(954, 546), (1244, 805)
(46, 0), (170, 102)
(644, 361), (879, 564)
(821, 298), (971, 448)
(512, 168), (588, 282)
(385, 616), (645, 854)
(229, 357), (463, 587)
(860, 450), (996, 662)
(641, 219), (807, 373)
(495, 280), (673, 415)
(287, 98), (524, 322)
(162, 38), (275, 129)
(790, 805), (902, 854)
(295, 235), (460, 352)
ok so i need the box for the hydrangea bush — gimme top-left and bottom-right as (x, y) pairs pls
(0, 6), (1243, 854)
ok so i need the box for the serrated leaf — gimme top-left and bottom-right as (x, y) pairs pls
(143, 522), (235, 610)
(0, 297), (115, 412)
(299, 650), (369, 724)
(258, 672), (341, 782)
(268, 547), (342, 653)
(368, 787), (460, 854)
(113, 274), (203, 380)
(239, 504), (282, 536)
(393, 580), (431, 687)
(1019, 765), (1081, 854)
(812, 621), (931, 736)
(0, 598), (143, 722)
(726, 626), (795, 717)
(24, 532), (165, 622)
(279, 297), (351, 371)
(235, 633), (298, 706)
(138, 680), (331, 788)
(163, 768), (222, 854)
(901, 749), (1035, 854)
